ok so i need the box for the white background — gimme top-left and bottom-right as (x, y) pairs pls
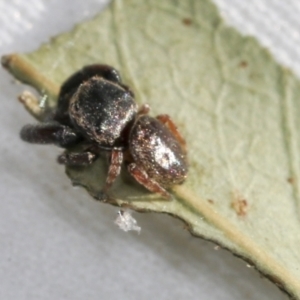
(0, 0), (298, 299)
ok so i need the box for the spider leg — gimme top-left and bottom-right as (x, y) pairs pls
(20, 122), (82, 148)
(57, 151), (97, 166)
(156, 114), (186, 153)
(18, 91), (45, 121)
(127, 163), (171, 200)
(18, 91), (55, 121)
(103, 149), (124, 193)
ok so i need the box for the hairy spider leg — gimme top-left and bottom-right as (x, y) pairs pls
(103, 149), (124, 193)
(57, 151), (97, 166)
(156, 114), (187, 153)
(20, 122), (82, 148)
(127, 163), (171, 200)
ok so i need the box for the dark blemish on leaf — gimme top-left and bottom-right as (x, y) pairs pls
(239, 60), (248, 68)
(182, 18), (192, 26)
(231, 191), (248, 216)
(207, 199), (214, 204)
(287, 177), (294, 184)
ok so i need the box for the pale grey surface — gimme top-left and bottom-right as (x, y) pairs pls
(0, 0), (296, 299)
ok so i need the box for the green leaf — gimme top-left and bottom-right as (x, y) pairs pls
(3, 0), (300, 298)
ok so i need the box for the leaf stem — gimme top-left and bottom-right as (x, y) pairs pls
(1, 54), (60, 99)
(173, 185), (300, 299)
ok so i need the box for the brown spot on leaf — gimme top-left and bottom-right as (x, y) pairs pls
(231, 191), (248, 216)
(239, 60), (248, 68)
(207, 199), (214, 204)
(182, 18), (192, 26)
(287, 177), (294, 184)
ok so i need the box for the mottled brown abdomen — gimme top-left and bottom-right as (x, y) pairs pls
(129, 115), (187, 187)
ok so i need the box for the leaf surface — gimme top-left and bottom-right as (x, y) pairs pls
(3, 0), (300, 298)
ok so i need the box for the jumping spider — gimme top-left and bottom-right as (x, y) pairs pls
(20, 64), (188, 199)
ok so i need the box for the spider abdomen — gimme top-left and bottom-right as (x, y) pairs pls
(129, 115), (187, 187)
